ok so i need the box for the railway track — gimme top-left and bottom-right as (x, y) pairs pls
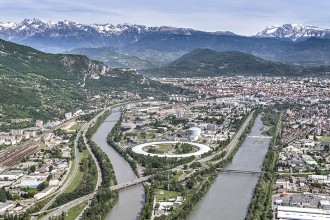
(0, 142), (40, 167)
(0, 118), (77, 170)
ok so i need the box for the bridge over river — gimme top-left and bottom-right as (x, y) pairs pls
(35, 165), (269, 219)
(36, 175), (154, 219)
(247, 135), (273, 139)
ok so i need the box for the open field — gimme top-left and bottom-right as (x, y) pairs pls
(65, 202), (88, 220)
(156, 189), (181, 201)
(68, 123), (84, 132)
(143, 143), (198, 155)
(320, 136), (330, 142)
(64, 150), (88, 193)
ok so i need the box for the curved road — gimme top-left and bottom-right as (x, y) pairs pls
(34, 108), (108, 219)
(132, 141), (211, 158)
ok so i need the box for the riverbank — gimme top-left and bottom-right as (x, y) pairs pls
(92, 106), (145, 220)
(187, 113), (271, 220)
(245, 110), (282, 220)
(80, 109), (119, 219)
(146, 111), (258, 220)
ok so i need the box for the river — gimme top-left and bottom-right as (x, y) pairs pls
(188, 114), (272, 220)
(92, 106), (145, 220)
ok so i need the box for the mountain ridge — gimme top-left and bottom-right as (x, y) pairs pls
(3, 19), (330, 65)
(0, 18), (236, 52)
(141, 48), (330, 77)
(256, 24), (330, 41)
(0, 38), (180, 121)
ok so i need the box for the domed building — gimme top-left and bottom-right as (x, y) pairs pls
(187, 127), (202, 141)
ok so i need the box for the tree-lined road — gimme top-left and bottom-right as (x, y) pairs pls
(32, 108), (109, 219)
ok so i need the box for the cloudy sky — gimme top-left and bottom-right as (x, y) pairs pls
(1, 0), (330, 35)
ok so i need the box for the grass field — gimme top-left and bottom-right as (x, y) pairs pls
(64, 149), (88, 193)
(320, 136), (330, 142)
(144, 143), (172, 154)
(69, 123), (84, 131)
(144, 143), (198, 155)
(64, 202), (88, 220)
(172, 171), (183, 180)
(156, 189), (181, 201)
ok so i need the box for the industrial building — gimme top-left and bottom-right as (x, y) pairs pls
(276, 206), (330, 220)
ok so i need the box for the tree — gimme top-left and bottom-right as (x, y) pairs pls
(186, 180), (195, 189)
(49, 165), (54, 172)
(30, 165), (36, 173)
(0, 190), (7, 202)
(37, 181), (49, 191)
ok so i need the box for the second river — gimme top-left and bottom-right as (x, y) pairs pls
(188, 114), (272, 220)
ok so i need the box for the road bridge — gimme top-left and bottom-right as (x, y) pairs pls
(247, 135), (272, 139)
(217, 168), (262, 175)
(36, 175), (153, 219)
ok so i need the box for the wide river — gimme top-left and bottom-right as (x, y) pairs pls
(92, 106), (145, 220)
(188, 114), (272, 220)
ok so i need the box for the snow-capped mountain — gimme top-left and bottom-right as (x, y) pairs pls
(256, 24), (330, 41)
(0, 18), (235, 52)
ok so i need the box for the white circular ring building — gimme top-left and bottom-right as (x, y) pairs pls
(131, 141), (211, 158)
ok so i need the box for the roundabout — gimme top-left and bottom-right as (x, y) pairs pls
(131, 141), (211, 158)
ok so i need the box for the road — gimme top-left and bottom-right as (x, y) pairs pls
(74, 119), (104, 219)
(32, 122), (88, 219)
(32, 108), (109, 219)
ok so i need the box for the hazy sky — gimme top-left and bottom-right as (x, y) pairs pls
(1, 0), (330, 35)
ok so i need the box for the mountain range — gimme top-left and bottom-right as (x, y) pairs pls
(0, 18), (235, 53)
(3, 19), (330, 67)
(256, 24), (330, 41)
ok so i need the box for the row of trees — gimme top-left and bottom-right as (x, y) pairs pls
(246, 110), (282, 220)
(50, 154), (97, 208)
(81, 109), (119, 219)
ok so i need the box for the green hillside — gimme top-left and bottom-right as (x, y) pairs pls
(142, 49), (302, 77)
(0, 39), (179, 125)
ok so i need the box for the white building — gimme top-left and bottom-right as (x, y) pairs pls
(19, 179), (43, 189)
(65, 112), (72, 120)
(0, 170), (23, 181)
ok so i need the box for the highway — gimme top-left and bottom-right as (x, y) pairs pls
(32, 108), (109, 219)
(83, 123), (102, 189)
(32, 122), (88, 219)
(74, 117), (104, 219)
